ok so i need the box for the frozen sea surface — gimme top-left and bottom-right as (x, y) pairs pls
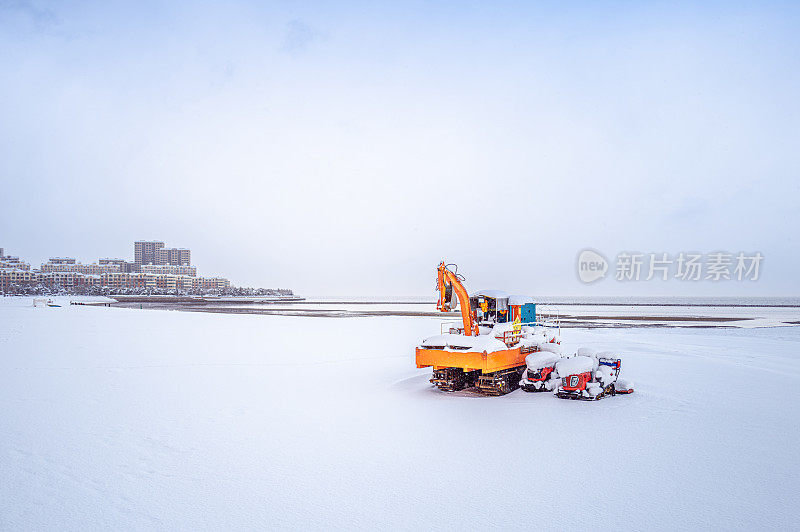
(1, 297), (798, 529)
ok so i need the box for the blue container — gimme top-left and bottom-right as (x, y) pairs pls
(520, 303), (536, 323)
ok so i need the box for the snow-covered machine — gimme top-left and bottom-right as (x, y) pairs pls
(555, 350), (634, 400)
(417, 262), (559, 395)
(417, 262), (636, 399)
(519, 349), (562, 392)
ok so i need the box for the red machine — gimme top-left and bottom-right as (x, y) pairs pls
(556, 356), (634, 400)
(519, 351), (562, 392)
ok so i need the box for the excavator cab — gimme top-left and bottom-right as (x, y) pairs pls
(470, 290), (511, 325)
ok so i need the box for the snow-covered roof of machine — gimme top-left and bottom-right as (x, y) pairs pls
(470, 289), (510, 299)
(525, 352), (561, 370)
(508, 294), (535, 306)
(556, 356), (598, 376)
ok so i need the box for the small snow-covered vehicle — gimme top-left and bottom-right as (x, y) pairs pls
(520, 348), (562, 392)
(555, 351), (634, 400)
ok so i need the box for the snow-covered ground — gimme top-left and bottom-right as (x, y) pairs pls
(1, 297), (799, 529)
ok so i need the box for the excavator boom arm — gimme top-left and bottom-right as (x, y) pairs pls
(437, 262), (477, 336)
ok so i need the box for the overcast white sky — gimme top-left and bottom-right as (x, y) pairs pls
(1, 1), (798, 296)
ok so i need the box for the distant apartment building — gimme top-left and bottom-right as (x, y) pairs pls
(99, 258), (127, 268)
(100, 271), (134, 289)
(156, 248), (191, 266)
(48, 257), (77, 265)
(0, 254), (31, 271)
(0, 269), (35, 291)
(140, 264), (197, 277)
(38, 271), (101, 289)
(134, 241), (165, 265)
(100, 258), (139, 273)
(194, 277), (230, 290)
(134, 241), (191, 266)
(40, 262), (122, 275)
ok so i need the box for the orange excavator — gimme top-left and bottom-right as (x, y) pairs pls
(417, 261), (551, 395)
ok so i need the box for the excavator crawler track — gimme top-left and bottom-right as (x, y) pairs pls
(431, 368), (479, 392)
(476, 366), (526, 396)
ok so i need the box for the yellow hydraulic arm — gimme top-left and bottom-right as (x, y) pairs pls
(436, 262), (478, 336)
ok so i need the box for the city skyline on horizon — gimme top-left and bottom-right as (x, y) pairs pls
(0, 238), (237, 293)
